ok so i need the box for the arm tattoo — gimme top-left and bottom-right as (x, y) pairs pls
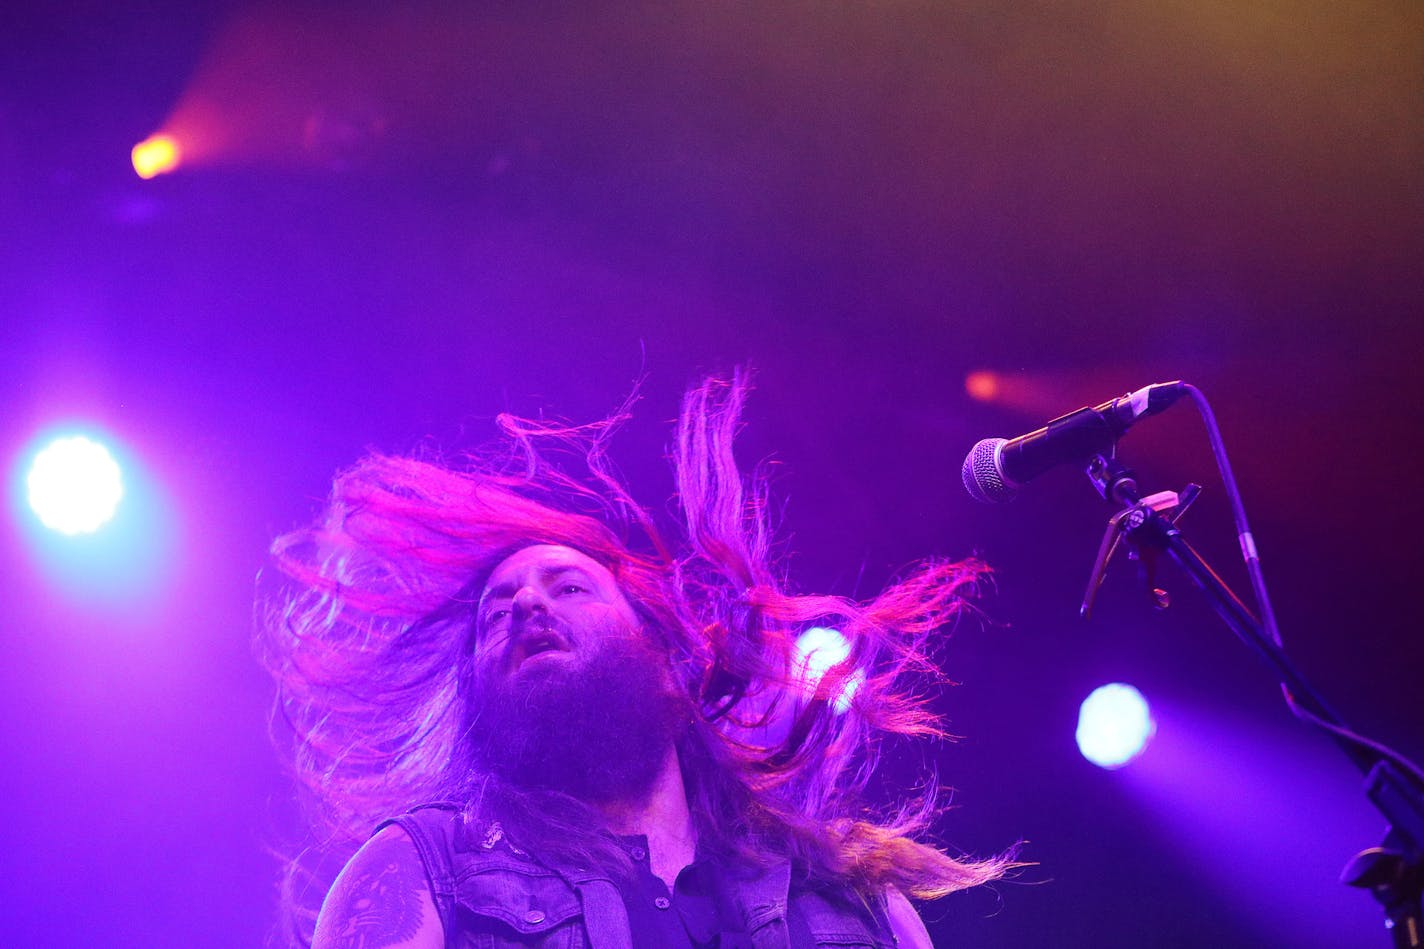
(324, 833), (429, 947)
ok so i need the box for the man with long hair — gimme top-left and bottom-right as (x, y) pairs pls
(262, 372), (1011, 947)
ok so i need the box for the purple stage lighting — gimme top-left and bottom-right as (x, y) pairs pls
(1076, 682), (1155, 769)
(793, 626), (862, 714)
(26, 435), (124, 535)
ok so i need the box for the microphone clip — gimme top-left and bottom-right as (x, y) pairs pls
(1079, 454), (1201, 620)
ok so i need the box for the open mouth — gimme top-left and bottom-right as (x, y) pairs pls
(512, 630), (571, 670)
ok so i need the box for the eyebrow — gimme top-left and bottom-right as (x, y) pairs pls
(479, 565), (593, 607)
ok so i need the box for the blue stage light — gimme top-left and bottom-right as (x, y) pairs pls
(1077, 682), (1155, 769)
(26, 435), (124, 535)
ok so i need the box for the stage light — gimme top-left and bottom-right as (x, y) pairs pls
(26, 435), (124, 535)
(793, 626), (863, 714)
(131, 134), (181, 179)
(1076, 682), (1155, 769)
(964, 370), (1000, 402)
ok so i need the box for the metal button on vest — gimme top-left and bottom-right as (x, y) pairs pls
(524, 909), (546, 925)
(629, 845), (647, 860)
(653, 896), (671, 910)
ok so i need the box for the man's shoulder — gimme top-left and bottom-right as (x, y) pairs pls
(786, 875), (922, 949)
(884, 886), (933, 949)
(387, 803), (539, 865)
(380, 801), (465, 850)
(312, 824), (444, 949)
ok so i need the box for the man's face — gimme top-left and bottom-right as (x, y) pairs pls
(475, 543), (644, 682)
(466, 544), (687, 802)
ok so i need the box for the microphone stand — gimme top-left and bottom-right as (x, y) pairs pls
(1083, 454), (1424, 947)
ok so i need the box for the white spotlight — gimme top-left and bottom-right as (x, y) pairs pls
(1077, 682), (1155, 769)
(793, 626), (863, 715)
(26, 435), (124, 535)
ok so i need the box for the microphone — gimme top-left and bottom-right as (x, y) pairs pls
(961, 381), (1185, 503)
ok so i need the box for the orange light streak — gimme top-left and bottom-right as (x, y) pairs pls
(131, 135), (182, 179)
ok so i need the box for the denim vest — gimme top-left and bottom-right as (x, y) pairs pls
(381, 804), (899, 949)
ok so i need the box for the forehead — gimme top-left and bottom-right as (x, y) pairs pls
(482, 544), (618, 594)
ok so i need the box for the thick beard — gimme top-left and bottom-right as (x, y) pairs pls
(466, 624), (690, 806)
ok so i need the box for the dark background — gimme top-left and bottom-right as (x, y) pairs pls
(1, 3), (1420, 946)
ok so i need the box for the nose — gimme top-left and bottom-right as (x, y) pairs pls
(511, 585), (549, 624)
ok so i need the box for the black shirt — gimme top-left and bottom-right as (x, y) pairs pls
(615, 835), (757, 949)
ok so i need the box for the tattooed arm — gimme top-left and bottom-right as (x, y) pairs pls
(313, 824), (443, 949)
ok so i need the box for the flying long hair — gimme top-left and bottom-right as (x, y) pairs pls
(259, 371), (1013, 944)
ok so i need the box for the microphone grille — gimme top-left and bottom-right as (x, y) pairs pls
(961, 438), (1017, 503)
